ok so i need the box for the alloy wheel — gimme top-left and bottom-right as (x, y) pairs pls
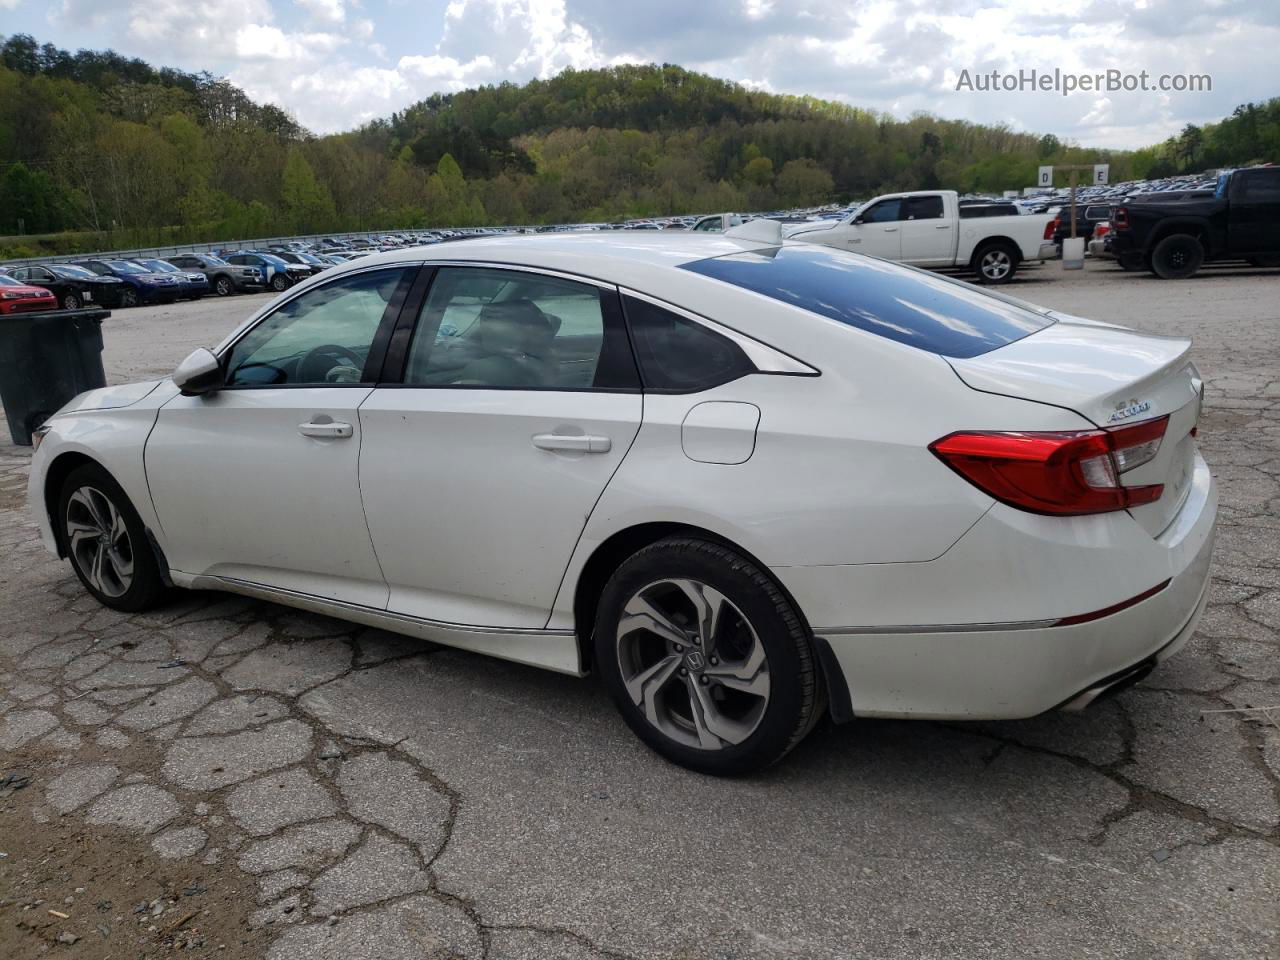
(615, 578), (770, 751)
(981, 249), (1011, 280)
(64, 293), (81, 310)
(65, 486), (134, 599)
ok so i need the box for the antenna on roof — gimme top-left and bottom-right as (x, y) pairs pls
(724, 218), (782, 245)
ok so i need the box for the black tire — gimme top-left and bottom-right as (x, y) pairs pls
(214, 275), (234, 296)
(57, 463), (169, 612)
(120, 287), (140, 308)
(973, 241), (1019, 284)
(1150, 234), (1204, 279)
(61, 292), (82, 310)
(594, 537), (821, 776)
(270, 274), (290, 292)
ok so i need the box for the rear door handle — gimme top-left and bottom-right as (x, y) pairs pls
(884, 227), (898, 233)
(532, 433), (611, 454)
(299, 420), (353, 439)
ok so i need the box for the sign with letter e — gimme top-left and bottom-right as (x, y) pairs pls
(1093, 163), (1110, 185)
(1038, 165), (1054, 187)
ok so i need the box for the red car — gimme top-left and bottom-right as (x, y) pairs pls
(0, 273), (59, 314)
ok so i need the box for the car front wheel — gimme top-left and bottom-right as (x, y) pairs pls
(594, 537), (822, 775)
(120, 287), (140, 308)
(214, 276), (233, 296)
(62, 292), (82, 310)
(270, 274), (290, 291)
(58, 463), (169, 612)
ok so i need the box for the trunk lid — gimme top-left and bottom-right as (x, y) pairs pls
(947, 320), (1203, 537)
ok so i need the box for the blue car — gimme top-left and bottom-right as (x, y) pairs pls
(72, 259), (183, 307)
(133, 258), (210, 301)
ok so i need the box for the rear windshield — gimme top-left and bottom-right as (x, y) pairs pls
(681, 244), (1053, 359)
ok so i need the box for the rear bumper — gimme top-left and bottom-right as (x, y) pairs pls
(1088, 239), (1112, 258)
(1036, 241), (1060, 261)
(784, 454), (1217, 720)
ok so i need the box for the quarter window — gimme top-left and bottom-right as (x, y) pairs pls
(224, 268), (410, 386)
(402, 267), (637, 390)
(622, 296), (755, 392)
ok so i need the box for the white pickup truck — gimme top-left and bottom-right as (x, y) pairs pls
(783, 190), (1058, 284)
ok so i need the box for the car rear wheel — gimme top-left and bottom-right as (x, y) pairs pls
(974, 242), (1019, 284)
(594, 537), (821, 775)
(61, 292), (82, 310)
(1150, 234), (1204, 279)
(58, 463), (168, 612)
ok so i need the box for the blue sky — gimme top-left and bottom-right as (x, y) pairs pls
(3, 0), (1276, 147)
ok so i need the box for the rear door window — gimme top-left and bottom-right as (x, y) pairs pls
(681, 245), (1052, 359)
(905, 196), (944, 220)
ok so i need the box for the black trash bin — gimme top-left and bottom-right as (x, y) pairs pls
(0, 308), (109, 445)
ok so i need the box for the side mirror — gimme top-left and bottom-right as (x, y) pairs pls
(173, 348), (224, 397)
(852, 217), (865, 225)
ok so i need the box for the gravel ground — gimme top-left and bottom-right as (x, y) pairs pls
(1, 259), (1277, 960)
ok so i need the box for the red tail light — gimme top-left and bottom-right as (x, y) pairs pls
(1113, 206), (1129, 229)
(1094, 221), (1111, 238)
(1043, 218), (1059, 240)
(930, 416), (1169, 516)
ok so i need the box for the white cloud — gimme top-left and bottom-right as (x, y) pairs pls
(295, 0), (346, 22)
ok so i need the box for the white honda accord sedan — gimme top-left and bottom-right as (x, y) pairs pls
(27, 231), (1216, 775)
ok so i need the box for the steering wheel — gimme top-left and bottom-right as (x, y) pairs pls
(297, 344), (364, 384)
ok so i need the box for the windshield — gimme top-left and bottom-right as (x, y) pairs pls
(51, 265), (97, 279)
(260, 254), (288, 266)
(142, 260), (179, 272)
(681, 244), (1053, 359)
(202, 255), (228, 266)
(106, 260), (149, 275)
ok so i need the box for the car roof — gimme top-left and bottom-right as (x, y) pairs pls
(336, 232), (776, 285)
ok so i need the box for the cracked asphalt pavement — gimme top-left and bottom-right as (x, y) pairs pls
(1, 262), (1278, 959)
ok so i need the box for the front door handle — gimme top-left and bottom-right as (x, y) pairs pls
(532, 433), (611, 454)
(883, 227), (898, 233)
(299, 420), (353, 439)
(936, 224), (951, 229)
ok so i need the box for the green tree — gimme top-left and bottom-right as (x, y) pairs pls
(280, 149), (336, 232)
(776, 158), (833, 206)
(742, 155), (774, 187)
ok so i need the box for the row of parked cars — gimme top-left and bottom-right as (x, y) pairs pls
(0, 241), (407, 313)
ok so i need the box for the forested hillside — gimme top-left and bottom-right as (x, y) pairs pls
(1, 33), (1276, 256)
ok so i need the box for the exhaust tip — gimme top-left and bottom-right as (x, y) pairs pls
(1060, 659), (1156, 712)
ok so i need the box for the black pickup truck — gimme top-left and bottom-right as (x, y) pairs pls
(1110, 165), (1280, 278)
